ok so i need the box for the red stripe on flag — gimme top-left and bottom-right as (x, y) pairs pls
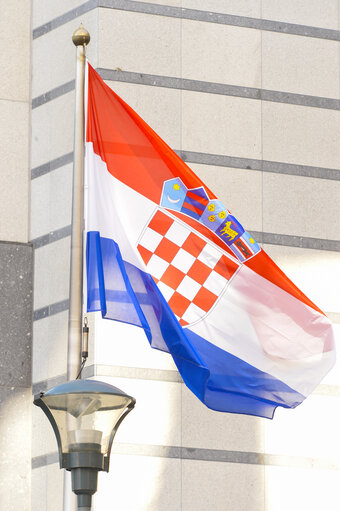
(182, 200), (204, 216)
(186, 190), (209, 207)
(246, 251), (325, 315)
(86, 64), (216, 204)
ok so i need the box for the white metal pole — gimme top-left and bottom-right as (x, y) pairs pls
(67, 25), (90, 381)
(64, 24), (90, 511)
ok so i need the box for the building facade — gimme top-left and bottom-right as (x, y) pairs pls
(2, 0), (340, 509)
(0, 1), (32, 509)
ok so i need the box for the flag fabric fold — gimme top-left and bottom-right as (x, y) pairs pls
(85, 63), (335, 419)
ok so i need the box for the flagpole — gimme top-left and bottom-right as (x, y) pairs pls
(67, 24), (90, 382)
(64, 25), (90, 511)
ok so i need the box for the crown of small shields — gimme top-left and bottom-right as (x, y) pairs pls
(160, 177), (260, 261)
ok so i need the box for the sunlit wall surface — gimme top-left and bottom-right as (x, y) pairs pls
(31, 1), (340, 510)
(0, 2), (33, 510)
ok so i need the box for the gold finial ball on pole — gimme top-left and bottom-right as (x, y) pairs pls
(72, 23), (90, 46)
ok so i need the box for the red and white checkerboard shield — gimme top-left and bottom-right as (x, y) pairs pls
(137, 209), (240, 327)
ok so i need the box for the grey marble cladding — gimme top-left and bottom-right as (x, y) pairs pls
(32, 0), (97, 39)
(100, 69), (340, 110)
(179, 150), (340, 181)
(31, 441), (340, 471)
(30, 224), (340, 257)
(31, 152), (73, 180)
(32, 69), (340, 112)
(32, 80), (75, 109)
(33, 298), (69, 321)
(33, 0), (340, 42)
(31, 225), (71, 249)
(32, 363), (339, 397)
(31, 149), (340, 182)
(256, 232), (340, 252)
(0, 242), (33, 387)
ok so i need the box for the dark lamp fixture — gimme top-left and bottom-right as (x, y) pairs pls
(34, 379), (135, 510)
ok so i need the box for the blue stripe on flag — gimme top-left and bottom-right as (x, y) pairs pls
(184, 329), (304, 418)
(180, 206), (201, 219)
(189, 187), (209, 200)
(87, 231), (151, 338)
(184, 195), (206, 211)
(86, 231), (305, 419)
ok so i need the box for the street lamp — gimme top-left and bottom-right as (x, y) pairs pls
(34, 379), (136, 510)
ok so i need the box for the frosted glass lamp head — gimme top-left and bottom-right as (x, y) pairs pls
(34, 379), (136, 472)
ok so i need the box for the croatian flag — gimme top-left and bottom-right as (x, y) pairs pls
(85, 64), (335, 419)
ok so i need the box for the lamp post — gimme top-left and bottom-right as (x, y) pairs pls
(34, 379), (136, 511)
(34, 25), (135, 511)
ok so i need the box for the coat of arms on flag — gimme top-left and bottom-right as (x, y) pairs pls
(137, 208), (239, 327)
(160, 177), (261, 262)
